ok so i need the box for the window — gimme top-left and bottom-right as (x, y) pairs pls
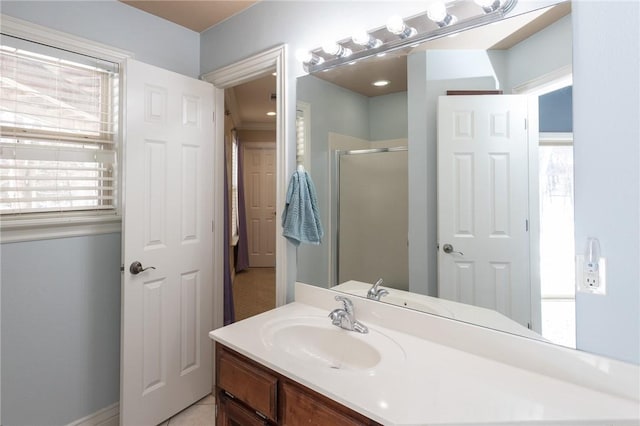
(230, 131), (239, 245)
(0, 38), (119, 220)
(296, 102), (311, 171)
(538, 133), (575, 348)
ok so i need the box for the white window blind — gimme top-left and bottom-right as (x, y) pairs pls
(0, 36), (119, 216)
(296, 102), (310, 171)
(296, 108), (305, 167)
(230, 131), (239, 244)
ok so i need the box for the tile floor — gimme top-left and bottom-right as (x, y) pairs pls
(158, 393), (215, 426)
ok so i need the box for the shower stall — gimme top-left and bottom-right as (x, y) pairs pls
(334, 147), (408, 290)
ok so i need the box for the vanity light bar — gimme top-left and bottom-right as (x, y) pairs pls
(426, 2), (458, 28)
(301, 0), (518, 73)
(475, 0), (505, 13)
(352, 30), (383, 49)
(386, 16), (418, 39)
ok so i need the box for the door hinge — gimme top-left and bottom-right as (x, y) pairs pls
(524, 118), (528, 130)
(214, 403), (218, 418)
(120, 264), (124, 272)
(212, 111), (215, 122)
(527, 322), (531, 329)
(525, 219), (529, 232)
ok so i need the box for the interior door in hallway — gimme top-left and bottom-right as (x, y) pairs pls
(243, 143), (276, 267)
(121, 59), (214, 426)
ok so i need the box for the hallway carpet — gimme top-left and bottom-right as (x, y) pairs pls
(233, 267), (276, 321)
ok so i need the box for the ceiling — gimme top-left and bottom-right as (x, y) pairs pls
(117, 1), (569, 130)
(119, 0), (258, 33)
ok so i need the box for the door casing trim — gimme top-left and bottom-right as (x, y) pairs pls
(202, 45), (289, 332)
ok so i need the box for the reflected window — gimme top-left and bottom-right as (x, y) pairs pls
(539, 135), (575, 348)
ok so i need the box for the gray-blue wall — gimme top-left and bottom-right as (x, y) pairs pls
(1, 1), (200, 78)
(1, 2), (201, 424)
(1, 234), (121, 426)
(573, 1), (639, 365)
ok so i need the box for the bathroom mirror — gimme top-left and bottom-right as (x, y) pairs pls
(296, 1), (574, 346)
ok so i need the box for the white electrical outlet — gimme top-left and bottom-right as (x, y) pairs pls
(576, 255), (607, 295)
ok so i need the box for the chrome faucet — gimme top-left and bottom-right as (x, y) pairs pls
(328, 295), (368, 333)
(367, 278), (389, 301)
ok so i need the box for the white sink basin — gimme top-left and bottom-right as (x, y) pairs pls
(260, 316), (405, 372)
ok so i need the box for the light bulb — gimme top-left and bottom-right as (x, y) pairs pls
(322, 41), (352, 58)
(426, 2), (448, 23)
(386, 15), (406, 34)
(474, 0), (502, 13)
(352, 30), (382, 49)
(352, 29), (370, 45)
(386, 15), (417, 39)
(322, 41), (340, 56)
(295, 49), (324, 66)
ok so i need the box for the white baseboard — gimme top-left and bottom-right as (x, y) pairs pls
(67, 403), (119, 426)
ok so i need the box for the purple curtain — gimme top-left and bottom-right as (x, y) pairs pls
(223, 144), (235, 325)
(234, 139), (250, 272)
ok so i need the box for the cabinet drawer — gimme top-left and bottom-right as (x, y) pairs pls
(280, 381), (374, 426)
(217, 346), (278, 421)
(218, 392), (269, 426)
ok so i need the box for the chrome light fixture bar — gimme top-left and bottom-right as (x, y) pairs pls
(386, 15), (418, 39)
(352, 30), (383, 49)
(475, 0), (506, 13)
(305, 0), (519, 74)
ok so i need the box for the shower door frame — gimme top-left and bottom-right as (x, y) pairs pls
(332, 146), (409, 287)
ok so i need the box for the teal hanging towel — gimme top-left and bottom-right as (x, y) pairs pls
(282, 167), (324, 246)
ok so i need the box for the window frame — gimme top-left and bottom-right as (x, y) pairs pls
(0, 14), (132, 243)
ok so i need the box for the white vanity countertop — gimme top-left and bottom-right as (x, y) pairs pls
(209, 298), (640, 425)
(333, 280), (544, 341)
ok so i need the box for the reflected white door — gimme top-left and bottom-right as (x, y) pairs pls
(243, 143), (276, 267)
(121, 59), (214, 426)
(437, 95), (532, 328)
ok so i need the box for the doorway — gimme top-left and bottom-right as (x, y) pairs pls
(223, 72), (277, 322)
(202, 45), (289, 329)
(515, 72), (574, 347)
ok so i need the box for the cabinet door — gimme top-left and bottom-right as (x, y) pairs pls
(280, 381), (374, 426)
(218, 392), (268, 426)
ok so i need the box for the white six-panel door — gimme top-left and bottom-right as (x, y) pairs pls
(243, 143), (276, 268)
(437, 95), (531, 328)
(121, 59), (214, 426)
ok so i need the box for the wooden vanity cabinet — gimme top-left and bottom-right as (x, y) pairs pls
(215, 343), (381, 426)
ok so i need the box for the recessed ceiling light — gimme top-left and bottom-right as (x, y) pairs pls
(272, 72), (277, 76)
(372, 80), (390, 87)
(266, 111), (276, 116)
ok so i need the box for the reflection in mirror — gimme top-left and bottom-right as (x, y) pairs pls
(296, 2), (574, 347)
(336, 148), (408, 289)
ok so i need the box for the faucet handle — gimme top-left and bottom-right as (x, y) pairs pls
(373, 278), (383, 289)
(334, 295), (353, 314)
